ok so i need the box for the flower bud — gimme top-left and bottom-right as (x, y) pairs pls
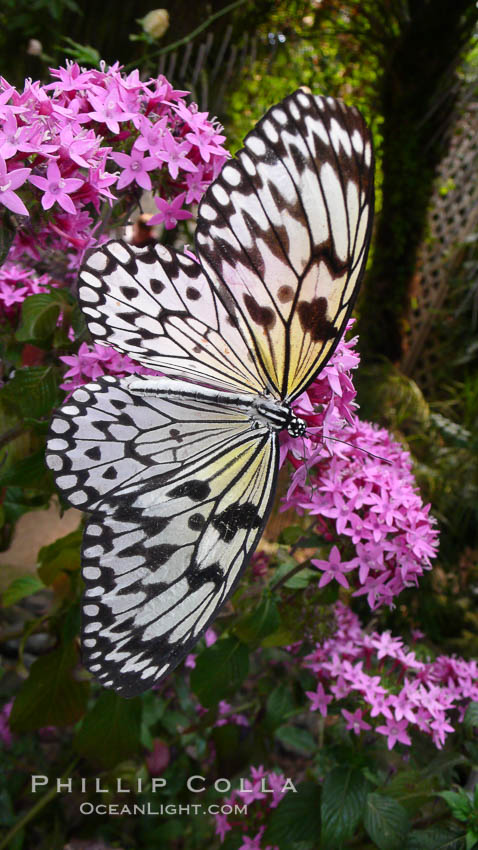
(27, 39), (43, 56)
(142, 9), (170, 39)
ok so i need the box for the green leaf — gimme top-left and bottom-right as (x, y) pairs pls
(283, 567), (318, 589)
(438, 791), (473, 822)
(385, 768), (434, 814)
(10, 641), (89, 731)
(321, 767), (370, 848)
(266, 684), (296, 728)
(278, 525), (305, 544)
(466, 830), (478, 850)
(263, 782), (321, 847)
(406, 825), (466, 850)
(16, 292), (64, 343)
(0, 366), (60, 419)
(2, 575), (44, 607)
(275, 724), (316, 755)
(190, 637), (249, 708)
(464, 702), (478, 733)
(271, 559), (317, 589)
(363, 793), (410, 850)
(74, 691), (142, 769)
(37, 526), (82, 584)
(235, 597), (280, 643)
(0, 450), (50, 490)
(261, 625), (296, 647)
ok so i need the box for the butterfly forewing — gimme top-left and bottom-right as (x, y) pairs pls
(46, 376), (278, 696)
(195, 90), (374, 401)
(79, 240), (268, 394)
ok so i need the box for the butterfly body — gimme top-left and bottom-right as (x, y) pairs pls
(46, 90), (374, 696)
(126, 376), (306, 436)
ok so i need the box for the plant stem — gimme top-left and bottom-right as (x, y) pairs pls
(0, 758), (79, 850)
(270, 559), (311, 593)
(123, 0), (248, 72)
(0, 425), (25, 451)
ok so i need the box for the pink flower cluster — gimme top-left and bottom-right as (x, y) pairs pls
(214, 765), (287, 848)
(0, 261), (52, 317)
(0, 60), (227, 323)
(59, 341), (155, 392)
(304, 602), (478, 749)
(281, 323), (439, 608)
(0, 59), (227, 222)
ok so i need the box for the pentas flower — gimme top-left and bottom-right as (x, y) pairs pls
(154, 130), (197, 180)
(303, 602), (478, 749)
(214, 766), (288, 848)
(0, 265), (53, 318)
(111, 148), (156, 190)
(0, 60), (228, 329)
(312, 545), (358, 588)
(0, 154), (30, 215)
(59, 342), (156, 392)
(29, 160), (83, 214)
(281, 322), (439, 609)
(148, 192), (193, 230)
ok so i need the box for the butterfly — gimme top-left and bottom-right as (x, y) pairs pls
(46, 90), (374, 697)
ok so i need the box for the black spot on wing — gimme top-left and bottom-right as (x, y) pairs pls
(120, 286), (139, 301)
(186, 286), (201, 301)
(189, 562), (222, 591)
(243, 293), (275, 329)
(212, 502), (261, 543)
(150, 279), (165, 294)
(188, 513), (205, 531)
(167, 480), (211, 501)
(85, 446), (101, 461)
(298, 297), (338, 342)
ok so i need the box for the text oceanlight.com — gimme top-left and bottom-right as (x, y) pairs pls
(79, 803), (248, 816)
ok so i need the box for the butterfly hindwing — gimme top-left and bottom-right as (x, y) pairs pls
(195, 90), (374, 400)
(46, 376), (278, 695)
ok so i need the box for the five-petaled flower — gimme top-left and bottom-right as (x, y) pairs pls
(29, 160), (82, 214)
(148, 191), (193, 230)
(0, 154), (31, 215)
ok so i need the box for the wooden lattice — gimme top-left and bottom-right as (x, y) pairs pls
(401, 95), (478, 390)
(157, 26), (262, 117)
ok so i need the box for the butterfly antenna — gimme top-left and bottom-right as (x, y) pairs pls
(321, 433), (393, 465)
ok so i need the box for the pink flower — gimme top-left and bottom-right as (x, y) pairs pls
(215, 813), (232, 842)
(376, 717), (411, 749)
(148, 192), (193, 230)
(29, 160), (83, 214)
(154, 130), (197, 180)
(145, 739), (170, 776)
(0, 108), (20, 158)
(306, 682), (333, 716)
(87, 88), (134, 134)
(342, 708), (372, 735)
(185, 127), (227, 163)
(0, 700), (13, 747)
(111, 148), (156, 191)
(312, 546), (358, 589)
(0, 154), (31, 215)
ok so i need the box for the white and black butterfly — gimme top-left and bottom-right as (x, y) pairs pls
(46, 90), (374, 697)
